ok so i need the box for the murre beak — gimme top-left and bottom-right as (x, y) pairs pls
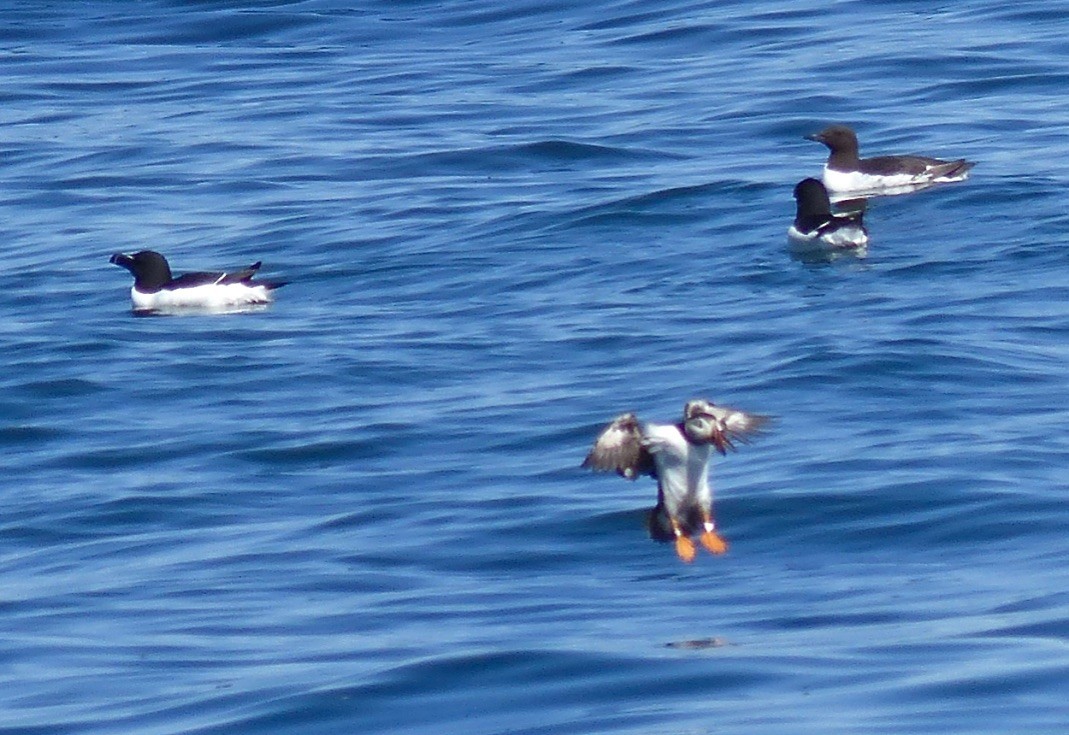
(804, 132), (824, 143)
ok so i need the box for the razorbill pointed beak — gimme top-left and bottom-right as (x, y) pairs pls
(110, 253), (133, 268)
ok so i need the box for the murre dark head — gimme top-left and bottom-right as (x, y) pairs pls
(805, 124), (859, 154)
(110, 250), (173, 292)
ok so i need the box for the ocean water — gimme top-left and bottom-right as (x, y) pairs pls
(3, 1), (1069, 732)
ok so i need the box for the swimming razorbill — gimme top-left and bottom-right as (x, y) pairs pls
(110, 250), (286, 312)
(788, 177), (869, 251)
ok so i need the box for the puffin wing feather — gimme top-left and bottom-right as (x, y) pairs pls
(582, 413), (655, 479)
(706, 405), (772, 454)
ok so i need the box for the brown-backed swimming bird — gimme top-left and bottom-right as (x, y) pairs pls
(807, 124), (974, 198)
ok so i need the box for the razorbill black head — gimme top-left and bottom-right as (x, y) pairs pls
(110, 250), (286, 312)
(788, 177), (869, 251)
(806, 124), (974, 198)
(582, 399), (770, 562)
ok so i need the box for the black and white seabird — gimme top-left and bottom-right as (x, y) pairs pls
(788, 178), (869, 251)
(807, 124), (974, 198)
(109, 250), (285, 312)
(582, 399), (770, 562)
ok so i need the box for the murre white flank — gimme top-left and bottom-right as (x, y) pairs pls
(807, 124), (974, 198)
(788, 177), (869, 252)
(110, 250), (286, 312)
(582, 399), (770, 563)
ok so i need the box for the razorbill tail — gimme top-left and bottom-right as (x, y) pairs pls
(110, 250), (286, 312)
(807, 124), (974, 198)
(788, 177), (869, 251)
(582, 399), (770, 562)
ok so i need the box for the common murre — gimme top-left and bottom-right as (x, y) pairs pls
(807, 124), (974, 198)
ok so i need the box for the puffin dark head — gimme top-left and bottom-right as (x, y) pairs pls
(682, 399), (718, 440)
(110, 250), (173, 292)
(683, 399), (736, 454)
(683, 399), (713, 421)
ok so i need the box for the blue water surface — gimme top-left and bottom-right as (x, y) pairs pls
(3, 1), (1069, 733)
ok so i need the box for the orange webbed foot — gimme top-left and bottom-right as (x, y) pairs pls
(674, 535), (697, 563)
(700, 530), (728, 555)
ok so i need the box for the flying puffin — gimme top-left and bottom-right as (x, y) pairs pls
(582, 399), (770, 562)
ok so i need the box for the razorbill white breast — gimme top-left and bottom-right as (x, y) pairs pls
(807, 124), (974, 198)
(110, 250), (286, 312)
(582, 399), (770, 562)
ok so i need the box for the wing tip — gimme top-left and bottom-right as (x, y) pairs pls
(582, 411), (649, 479)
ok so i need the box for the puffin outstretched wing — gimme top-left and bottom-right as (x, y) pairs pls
(581, 413), (656, 480)
(706, 405), (771, 455)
